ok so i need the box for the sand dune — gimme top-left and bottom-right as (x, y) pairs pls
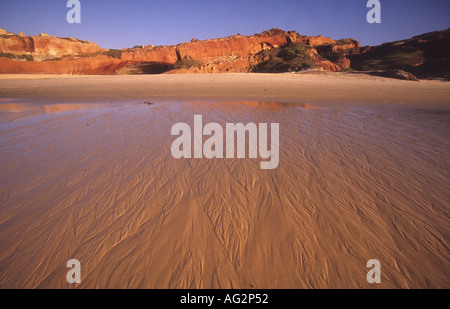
(0, 95), (448, 288)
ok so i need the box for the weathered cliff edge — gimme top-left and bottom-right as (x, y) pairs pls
(1, 27), (448, 79)
(0, 28), (359, 75)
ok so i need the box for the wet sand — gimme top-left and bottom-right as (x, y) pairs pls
(0, 74), (449, 288)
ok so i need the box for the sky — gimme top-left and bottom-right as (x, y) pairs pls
(0, 0), (448, 49)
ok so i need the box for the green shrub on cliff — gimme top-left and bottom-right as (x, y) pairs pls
(103, 49), (123, 59)
(0, 52), (15, 59)
(352, 48), (424, 71)
(278, 48), (297, 61)
(0, 53), (33, 61)
(254, 43), (317, 72)
(316, 45), (347, 62)
(18, 54), (34, 61)
(172, 56), (202, 70)
(60, 37), (89, 44)
(277, 43), (308, 60)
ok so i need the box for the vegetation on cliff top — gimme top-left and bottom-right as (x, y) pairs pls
(350, 47), (424, 71)
(1, 27), (448, 79)
(348, 28), (450, 79)
(59, 37), (90, 44)
(103, 49), (123, 59)
(254, 43), (318, 73)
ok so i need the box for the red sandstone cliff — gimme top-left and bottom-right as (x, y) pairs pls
(0, 27), (360, 75)
(0, 28), (103, 61)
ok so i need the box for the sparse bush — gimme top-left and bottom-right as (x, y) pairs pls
(0, 53), (34, 61)
(60, 37), (89, 44)
(18, 54), (34, 61)
(0, 52), (15, 59)
(78, 53), (97, 58)
(103, 49), (123, 59)
(290, 43), (308, 54)
(279, 43), (308, 61)
(254, 43), (316, 73)
(44, 57), (62, 61)
(278, 49), (297, 61)
(351, 47), (424, 71)
(172, 56), (202, 70)
(340, 66), (354, 72)
(316, 45), (347, 62)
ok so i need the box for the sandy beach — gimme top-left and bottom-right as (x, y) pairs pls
(0, 72), (449, 105)
(0, 73), (449, 288)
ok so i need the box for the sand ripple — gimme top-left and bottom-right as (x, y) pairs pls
(0, 100), (449, 288)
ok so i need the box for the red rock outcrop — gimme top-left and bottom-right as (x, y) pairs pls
(0, 27), (361, 74)
(0, 28), (103, 60)
(349, 28), (450, 79)
(0, 55), (124, 75)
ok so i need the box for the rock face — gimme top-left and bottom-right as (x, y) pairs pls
(349, 28), (450, 79)
(0, 27), (361, 74)
(119, 29), (361, 74)
(0, 55), (125, 75)
(0, 29), (103, 61)
(1, 27), (447, 79)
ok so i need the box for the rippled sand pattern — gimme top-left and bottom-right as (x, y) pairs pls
(0, 100), (449, 288)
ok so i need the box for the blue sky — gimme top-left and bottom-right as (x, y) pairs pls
(0, 0), (448, 49)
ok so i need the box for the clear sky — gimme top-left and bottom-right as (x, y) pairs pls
(0, 0), (448, 49)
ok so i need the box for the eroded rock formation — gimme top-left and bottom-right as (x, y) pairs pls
(0, 28), (103, 61)
(0, 27), (362, 75)
(2, 26), (446, 79)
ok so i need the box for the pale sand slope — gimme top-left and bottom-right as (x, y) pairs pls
(0, 73), (449, 105)
(0, 74), (449, 288)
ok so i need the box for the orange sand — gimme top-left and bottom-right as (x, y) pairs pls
(0, 74), (449, 288)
